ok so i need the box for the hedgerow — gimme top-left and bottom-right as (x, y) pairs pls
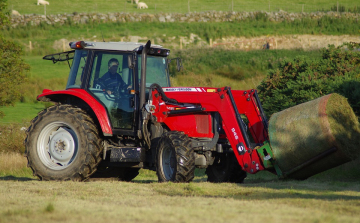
(257, 43), (360, 117)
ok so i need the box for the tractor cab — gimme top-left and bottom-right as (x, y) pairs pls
(44, 40), (176, 133)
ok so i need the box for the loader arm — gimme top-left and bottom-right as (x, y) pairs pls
(151, 86), (269, 174)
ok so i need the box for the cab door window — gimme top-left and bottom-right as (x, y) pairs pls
(88, 52), (135, 129)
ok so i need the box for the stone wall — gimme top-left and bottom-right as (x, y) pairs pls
(8, 11), (360, 28)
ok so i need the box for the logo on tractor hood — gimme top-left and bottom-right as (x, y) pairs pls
(163, 87), (206, 92)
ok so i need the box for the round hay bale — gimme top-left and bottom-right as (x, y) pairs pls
(268, 93), (360, 180)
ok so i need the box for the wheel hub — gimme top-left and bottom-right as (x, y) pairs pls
(55, 140), (66, 151)
(170, 157), (176, 168)
(49, 127), (75, 163)
(37, 122), (78, 170)
(162, 146), (175, 180)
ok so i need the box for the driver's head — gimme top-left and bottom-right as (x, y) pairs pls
(108, 58), (119, 75)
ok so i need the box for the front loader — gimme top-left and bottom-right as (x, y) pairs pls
(25, 40), (359, 182)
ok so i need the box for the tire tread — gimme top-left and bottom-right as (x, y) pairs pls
(25, 104), (102, 181)
(156, 131), (195, 183)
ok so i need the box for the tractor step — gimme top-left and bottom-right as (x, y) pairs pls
(110, 147), (146, 163)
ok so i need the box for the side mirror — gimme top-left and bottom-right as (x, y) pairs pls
(168, 58), (183, 72)
(176, 58), (183, 72)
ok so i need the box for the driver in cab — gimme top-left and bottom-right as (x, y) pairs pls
(99, 58), (127, 95)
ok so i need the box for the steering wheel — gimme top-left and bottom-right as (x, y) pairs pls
(103, 90), (116, 101)
(108, 84), (131, 99)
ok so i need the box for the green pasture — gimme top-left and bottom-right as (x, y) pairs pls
(2, 19), (360, 58)
(24, 56), (70, 79)
(1, 166), (360, 223)
(8, 0), (360, 14)
(1, 12), (357, 123)
(1, 148), (360, 216)
(0, 102), (44, 124)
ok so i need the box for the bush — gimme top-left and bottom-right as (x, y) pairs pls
(0, 36), (30, 118)
(0, 122), (28, 153)
(170, 48), (321, 80)
(0, 0), (8, 28)
(257, 43), (360, 117)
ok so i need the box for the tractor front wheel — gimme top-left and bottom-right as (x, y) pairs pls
(25, 105), (102, 181)
(156, 131), (195, 182)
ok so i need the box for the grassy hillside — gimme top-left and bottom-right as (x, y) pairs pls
(8, 0), (360, 14)
(2, 19), (360, 57)
(1, 8), (358, 126)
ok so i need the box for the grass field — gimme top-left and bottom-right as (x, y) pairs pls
(3, 18), (360, 58)
(0, 102), (44, 124)
(2, 1), (358, 123)
(1, 179), (359, 223)
(24, 56), (70, 80)
(1, 152), (360, 223)
(8, 0), (360, 14)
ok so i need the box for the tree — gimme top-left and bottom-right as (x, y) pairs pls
(0, 0), (29, 118)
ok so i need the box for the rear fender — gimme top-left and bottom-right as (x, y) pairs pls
(37, 89), (112, 136)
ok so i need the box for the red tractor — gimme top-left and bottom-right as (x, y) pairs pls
(25, 40), (273, 182)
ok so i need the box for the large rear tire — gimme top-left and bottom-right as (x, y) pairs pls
(206, 152), (247, 183)
(25, 105), (102, 181)
(156, 131), (195, 182)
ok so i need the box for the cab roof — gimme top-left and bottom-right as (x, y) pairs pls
(69, 40), (168, 52)
(43, 40), (170, 65)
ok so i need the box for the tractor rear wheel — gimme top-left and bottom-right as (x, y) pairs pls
(25, 105), (102, 181)
(156, 131), (195, 182)
(206, 152), (247, 183)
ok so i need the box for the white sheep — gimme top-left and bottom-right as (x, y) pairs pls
(37, 0), (49, 5)
(11, 10), (21, 16)
(137, 2), (148, 9)
(134, 0), (139, 4)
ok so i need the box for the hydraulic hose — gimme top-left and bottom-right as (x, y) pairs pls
(149, 83), (178, 104)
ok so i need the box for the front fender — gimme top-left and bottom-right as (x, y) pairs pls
(37, 88), (112, 136)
